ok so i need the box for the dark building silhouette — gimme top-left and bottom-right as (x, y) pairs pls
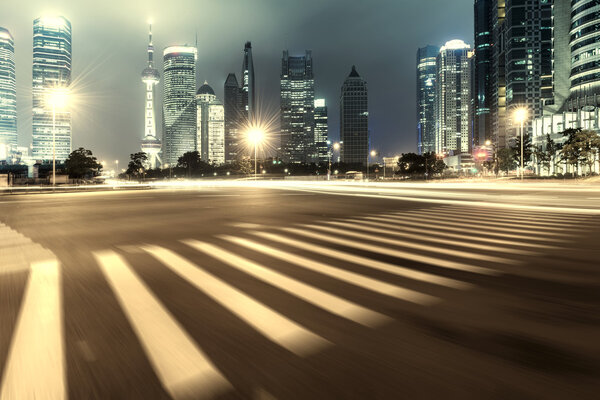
(340, 66), (368, 165)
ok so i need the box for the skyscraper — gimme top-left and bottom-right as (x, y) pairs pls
(0, 27), (17, 154)
(340, 65), (368, 165)
(224, 73), (243, 163)
(435, 40), (472, 155)
(569, 0), (600, 98)
(473, 0), (493, 147)
(313, 99), (328, 163)
(241, 42), (255, 120)
(280, 50), (315, 163)
(163, 45), (197, 166)
(491, 0), (506, 148)
(416, 46), (438, 154)
(140, 24), (161, 169)
(32, 16), (72, 162)
(196, 82), (225, 165)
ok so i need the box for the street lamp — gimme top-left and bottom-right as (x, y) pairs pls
(115, 160), (119, 179)
(46, 88), (69, 187)
(328, 141), (341, 181)
(514, 107), (528, 180)
(367, 149), (377, 181)
(247, 128), (264, 181)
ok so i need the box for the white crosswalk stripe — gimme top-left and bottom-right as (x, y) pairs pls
(186, 239), (392, 327)
(434, 206), (589, 222)
(94, 250), (231, 400)
(321, 220), (538, 256)
(218, 235), (439, 304)
(144, 245), (330, 357)
(1, 259), (66, 400)
(408, 208), (590, 225)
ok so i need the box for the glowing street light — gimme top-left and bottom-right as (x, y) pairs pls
(514, 107), (529, 180)
(328, 141), (341, 181)
(367, 149), (377, 181)
(46, 88), (69, 187)
(247, 128), (264, 180)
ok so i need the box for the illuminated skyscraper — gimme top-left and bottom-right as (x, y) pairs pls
(569, 0), (600, 98)
(224, 73), (243, 163)
(0, 27), (17, 155)
(416, 45), (438, 154)
(241, 42), (255, 120)
(140, 24), (161, 169)
(32, 16), (72, 162)
(340, 66), (368, 165)
(473, 0), (493, 148)
(280, 50), (315, 163)
(196, 82), (225, 165)
(435, 40), (472, 154)
(314, 99), (328, 163)
(163, 45), (197, 166)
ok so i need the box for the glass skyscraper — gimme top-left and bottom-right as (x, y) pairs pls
(570, 0), (600, 96)
(340, 66), (368, 165)
(224, 73), (243, 163)
(280, 50), (315, 163)
(313, 99), (328, 164)
(196, 82), (225, 165)
(435, 40), (472, 155)
(32, 16), (72, 162)
(473, 0), (493, 148)
(0, 27), (17, 154)
(163, 46), (197, 166)
(416, 46), (438, 154)
(241, 42), (255, 120)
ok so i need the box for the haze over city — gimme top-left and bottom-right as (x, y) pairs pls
(4, 0), (473, 162)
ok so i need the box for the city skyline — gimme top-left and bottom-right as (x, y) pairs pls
(2, 0), (474, 164)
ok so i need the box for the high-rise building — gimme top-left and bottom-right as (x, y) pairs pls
(140, 24), (161, 169)
(416, 45), (438, 154)
(241, 42), (255, 120)
(313, 99), (328, 163)
(435, 40), (472, 155)
(340, 65), (368, 165)
(196, 82), (225, 165)
(280, 50), (315, 163)
(491, 0), (507, 148)
(163, 45), (197, 166)
(473, 0), (493, 148)
(569, 0), (600, 99)
(0, 27), (17, 154)
(224, 73), (243, 163)
(32, 16), (72, 162)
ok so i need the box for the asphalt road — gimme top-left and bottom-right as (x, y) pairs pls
(1, 182), (599, 399)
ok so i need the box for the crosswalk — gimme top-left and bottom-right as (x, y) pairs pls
(0, 205), (594, 399)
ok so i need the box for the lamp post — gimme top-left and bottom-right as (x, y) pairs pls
(248, 128), (264, 181)
(115, 160), (119, 179)
(514, 108), (528, 180)
(47, 88), (68, 187)
(367, 149), (376, 181)
(328, 142), (340, 181)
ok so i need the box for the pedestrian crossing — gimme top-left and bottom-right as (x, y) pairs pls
(0, 205), (593, 399)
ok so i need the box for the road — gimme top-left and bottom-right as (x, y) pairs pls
(1, 181), (599, 399)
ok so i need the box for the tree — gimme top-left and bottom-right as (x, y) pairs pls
(177, 151), (212, 177)
(397, 153), (426, 176)
(511, 133), (533, 171)
(497, 147), (515, 174)
(126, 152), (148, 179)
(534, 145), (551, 175)
(559, 128), (600, 176)
(545, 134), (560, 175)
(64, 147), (102, 179)
(423, 152), (447, 175)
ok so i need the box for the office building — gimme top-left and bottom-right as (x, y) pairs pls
(31, 16), (72, 162)
(224, 73), (243, 163)
(196, 82), (225, 165)
(313, 98), (328, 163)
(569, 0), (600, 98)
(163, 45), (197, 166)
(241, 42), (255, 120)
(0, 27), (17, 155)
(435, 40), (472, 155)
(140, 24), (161, 169)
(340, 65), (368, 165)
(280, 50), (315, 163)
(416, 45), (438, 154)
(473, 0), (493, 147)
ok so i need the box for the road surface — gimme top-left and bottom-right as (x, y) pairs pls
(0, 182), (599, 399)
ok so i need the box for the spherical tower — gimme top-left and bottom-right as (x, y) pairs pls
(141, 23), (161, 169)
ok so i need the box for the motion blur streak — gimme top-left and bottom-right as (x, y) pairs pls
(1, 260), (66, 400)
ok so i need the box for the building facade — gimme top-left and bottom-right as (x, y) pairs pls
(241, 42), (255, 120)
(224, 73), (243, 163)
(196, 82), (225, 165)
(280, 50), (315, 163)
(340, 65), (368, 165)
(163, 46), (197, 166)
(570, 0), (600, 98)
(0, 27), (17, 155)
(32, 16), (72, 162)
(435, 40), (472, 155)
(416, 45), (438, 154)
(140, 24), (161, 169)
(313, 98), (328, 163)
(473, 0), (493, 148)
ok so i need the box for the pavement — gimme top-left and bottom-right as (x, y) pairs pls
(0, 181), (599, 399)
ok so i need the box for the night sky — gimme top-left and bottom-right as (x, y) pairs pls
(4, 0), (473, 165)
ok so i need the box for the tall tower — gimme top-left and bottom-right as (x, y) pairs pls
(224, 73), (242, 163)
(241, 42), (255, 120)
(313, 99), (329, 163)
(196, 82), (225, 165)
(0, 27), (17, 155)
(340, 66), (368, 165)
(32, 16), (72, 162)
(141, 24), (161, 169)
(416, 45), (438, 154)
